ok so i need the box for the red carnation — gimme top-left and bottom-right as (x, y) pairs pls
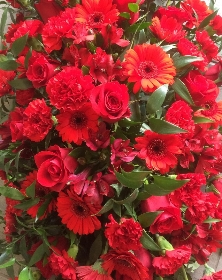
(196, 30), (218, 62)
(165, 100), (195, 138)
(57, 190), (101, 235)
(210, 15), (222, 35)
(0, 69), (16, 97)
(23, 99), (53, 142)
(34, 145), (78, 192)
(75, 0), (119, 29)
(48, 248), (78, 280)
(201, 270), (222, 280)
(46, 67), (94, 111)
(9, 107), (24, 142)
(90, 81), (130, 123)
(56, 104), (99, 145)
(101, 250), (150, 280)
(26, 51), (59, 88)
(150, 15), (186, 43)
(135, 131), (183, 174)
(105, 214), (142, 251)
(152, 246), (191, 277)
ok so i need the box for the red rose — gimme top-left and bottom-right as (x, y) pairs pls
(27, 51), (59, 88)
(34, 145), (78, 192)
(90, 81), (130, 123)
(153, 246), (191, 277)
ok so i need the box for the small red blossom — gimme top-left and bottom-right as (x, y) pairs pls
(150, 15), (186, 43)
(34, 145), (78, 192)
(196, 30), (218, 62)
(57, 190), (101, 235)
(23, 99), (53, 142)
(210, 15), (222, 35)
(48, 248), (78, 280)
(100, 25), (129, 48)
(75, 0), (119, 29)
(90, 81), (130, 123)
(101, 250), (150, 280)
(135, 131), (183, 174)
(15, 89), (35, 106)
(9, 107), (24, 142)
(56, 104), (99, 145)
(105, 214), (142, 251)
(86, 122), (110, 151)
(155, 6), (190, 24)
(46, 67), (94, 111)
(201, 270), (222, 280)
(0, 69), (16, 97)
(153, 246), (191, 277)
(26, 51), (59, 88)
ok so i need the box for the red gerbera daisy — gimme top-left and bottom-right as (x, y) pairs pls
(135, 130), (183, 174)
(101, 250), (150, 280)
(57, 189), (101, 235)
(150, 15), (186, 43)
(76, 262), (113, 280)
(56, 104), (98, 145)
(75, 0), (119, 29)
(123, 44), (176, 93)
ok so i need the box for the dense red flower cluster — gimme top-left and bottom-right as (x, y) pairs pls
(1, 0), (222, 279)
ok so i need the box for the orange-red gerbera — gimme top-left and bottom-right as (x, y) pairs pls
(123, 44), (176, 94)
(194, 100), (222, 126)
(57, 189), (101, 235)
(76, 262), (113, 280)
(135, 130), (183, 174)
(75, 0), (119, 29)
(56, 104), (99, 145)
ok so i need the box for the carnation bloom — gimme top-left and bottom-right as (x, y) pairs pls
(101, 250), (150, 280)
(23, 99), (53, 142)
(152, 246), (191, 277)
(196, 30), (218, 62)
(135, 131), (183, 174)
(76, 262), (112, 280)
(75, 0), (119, 29)
(15, 89), (35, 106)
(57, 190), (101, 235)
(150, 15), (186, 43)
(210, 15), (222, 35)
(201, 270), (222, 280)
(105, 214), (142, 251)
(0, 69), (16, 97)
(56, 104), (99, 145)
(123, 44), (176, 93)
(46, 67), (94, 111)
(48, 248), (78, 280)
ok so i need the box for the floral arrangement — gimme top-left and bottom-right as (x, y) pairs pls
(1, 0), (222, 279)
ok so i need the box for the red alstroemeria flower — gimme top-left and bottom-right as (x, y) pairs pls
(123, 43), (176, 93)
(86, 122), (110, 151)
(135, 131), (183, 174)
(150, 15), (186, 43)
(75, 0), (119, 29)
(56, 104), (99, 145)
(76, 262), (112, 280)
(57, 190), (101, 235)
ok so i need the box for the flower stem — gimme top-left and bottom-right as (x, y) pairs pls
(181, 265), (189, 280)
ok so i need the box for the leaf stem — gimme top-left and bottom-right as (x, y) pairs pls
(182, 265), (189, 280)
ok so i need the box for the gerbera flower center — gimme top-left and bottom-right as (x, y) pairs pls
(70, 112), (87, 129)
(138, 61), (158, 79)
(116, 258), (133, 268)
(72, 201), (90, 217)
(88, 12), (104, 26)
(202, 101), (218, 116)
(148, 138), (166, 158)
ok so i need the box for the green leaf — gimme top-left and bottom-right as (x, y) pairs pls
(20, 236), (29, 263)
(24, 47), (32, 69)
(115, 170), (149, 189)
(118, 118), (141, 127)
(0, 7), (8, 38)
(198, 10), (218, 29)
(0, 60), (18, 71)
(114, 189), (139, 205)
(0, 258), (15, 268)
(161, 44), (176, 52)
(19, 267), (29, 280)
(122, 170), (150, 181)
(11, 33), (28, 57)
(36, 196), (52, 220)
(9, 78), (33, 90)
(171, 78), (195, 106)
(173, 55), (203, 69)
(144, 183), (172, 196)
(149, 118), (187, 134)
(89, 233), (103, 264)
(137, 191), (151, 200)
(138, 211), (163, 228)
(146, 85), (168, 114)
(128, 3), (139, 13)
(97, 199), (114, 215)
(193, 116), (214, 123)
(69, 147), (86, 158)
(26, 181), (36, 199)
(119, 12), (131, 19)
(126, 22), (151, 33)
(0, 186), (25, 200)
(138, 29), (146, 44)
(140, 230), (160, 251)
(153, 175), (189, 191)
(28, 243), (45, 267)
(81, 65), (89, 75)
(203, 218), (221, 223)
(14, 198), (40, 210)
